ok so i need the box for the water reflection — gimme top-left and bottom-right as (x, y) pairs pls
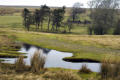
(0, 44), (101, 72)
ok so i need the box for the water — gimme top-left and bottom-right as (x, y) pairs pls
(0, 44), (101, 72)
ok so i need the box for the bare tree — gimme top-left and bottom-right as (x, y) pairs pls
(88, 0), (120, 35)
(71, 2), (84, 22)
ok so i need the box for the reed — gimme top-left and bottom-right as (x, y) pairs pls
(79, 64), (92, 74)
(100, 58), (120, 80)
(15, 56), (26, 72)
(30, 50), (46, 74)
(43, 70), (80, 80)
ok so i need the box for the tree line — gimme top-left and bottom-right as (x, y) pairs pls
(22, 5), (75, 33)
(22, 0), (120, 35)
(22, 3), (86, 33)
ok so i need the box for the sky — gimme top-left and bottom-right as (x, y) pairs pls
(0, 0), (90, 8)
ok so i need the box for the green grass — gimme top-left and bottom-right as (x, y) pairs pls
(0, 52), (23, 58)
(0, 15), (23, 29)
(0, 51), (25, 54)
(79, 73), (99, 80)
(0, 14), (89, 34)
(0, 28), (120, 62)
(0, 34), (25, 58)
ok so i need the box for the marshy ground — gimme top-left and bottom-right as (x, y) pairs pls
(0, 8), (120, 80)
(0, 28), (120, 62)
(0, 28), (119, 80)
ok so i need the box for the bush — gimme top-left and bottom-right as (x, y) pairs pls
(79, 64), (92, 74)
(30, 50), (46, 74)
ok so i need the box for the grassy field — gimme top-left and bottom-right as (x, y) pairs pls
(0, 28), (120, 62)
(0, 16), (22, 27)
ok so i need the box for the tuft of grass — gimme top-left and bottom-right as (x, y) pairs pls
(100, 58), (120, 80)
(30, 50), (46, 74)
(43, 70), (80, 80)
(78, 64), (92, 74)
(15, 56), (26, 72)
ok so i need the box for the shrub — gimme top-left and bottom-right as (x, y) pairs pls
(79, 64), (92, 74)
(30, 50), (46, 74)
(15, 56), (26, 72)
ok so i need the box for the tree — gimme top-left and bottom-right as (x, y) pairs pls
(47, 10), (52, 31)
(40, 5), (50, 31)
(114, 19), (120, 35)
(51, 6), (65, 32)
(88, 0), (119, 35)
(66, 19), (73, 33)
(71, 2), (84, 22)
(34, 5), (50, 31)
(34, 9), (41, 31)
(22, 8), (31, 31)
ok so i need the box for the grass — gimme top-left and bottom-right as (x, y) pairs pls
(15, 56), (26, 72)
(0, 57), (90, 80)
(30, 50), (46, 74)
(0, 62), (99, 80)
(0, 34), (25, 58)
(15, 31), (120, 62)
(0, 14), (89, 34)
(0, 65), (83, 80)
(78, 64), (92, 74)
(43, 70), (80, 80)
(0, 16), (23, 28)
(79, 72), (99, 80)
(0, 52), (24, 58)
(0, 28), (120, 62)
(100, 59), (120, 80)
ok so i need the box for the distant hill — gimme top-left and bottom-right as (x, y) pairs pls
(0, 5), (42, 8)
(0, 5), (71, 9)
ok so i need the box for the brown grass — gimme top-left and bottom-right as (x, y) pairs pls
(0, 35), (13, 47)
(100, 58), (120, 80)
(30, 50), (46, 74)
(43, 70), (80, 80)
(15, 56), (26, 72)
(0, 72), (45, 80)
(79, 64), (92, 74)
(62, 35), (120, 49)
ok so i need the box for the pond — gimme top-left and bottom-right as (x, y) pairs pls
(1, 44), (101, 72)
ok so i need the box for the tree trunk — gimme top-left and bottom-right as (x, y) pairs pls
(51, 24), (54, 31)
(47, 17), (50, 31)
(41, 22), (43, 31)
